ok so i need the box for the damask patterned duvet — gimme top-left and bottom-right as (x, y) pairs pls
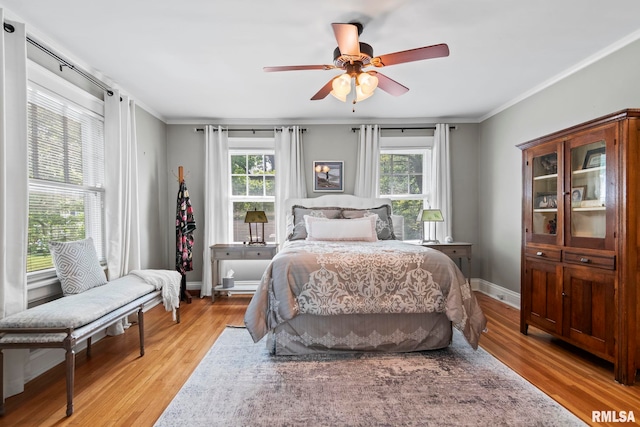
(244, 240), (487, 351)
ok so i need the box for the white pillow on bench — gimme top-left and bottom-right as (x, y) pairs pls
(49, 237), (107, 296)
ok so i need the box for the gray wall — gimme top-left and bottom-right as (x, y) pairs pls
(477, 37), (640, 293)
(135, 106), (170, 269)
(166, 123), (480, 283)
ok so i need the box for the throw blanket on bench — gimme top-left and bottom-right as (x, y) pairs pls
(131, 269), (181, 320)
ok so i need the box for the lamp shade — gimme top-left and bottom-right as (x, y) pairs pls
(419, 209), (444, 222)
(244, 210), (268, 224)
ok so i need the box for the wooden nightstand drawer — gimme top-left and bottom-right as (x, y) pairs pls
(213, 249), (244, 259)
(435, 246), (470, 258)
(563, 250), (615, 270)
(244, 248), (274, 259)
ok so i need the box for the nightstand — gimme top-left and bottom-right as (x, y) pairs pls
(422, 242), (472, 282)
(209, 243), (278, 303)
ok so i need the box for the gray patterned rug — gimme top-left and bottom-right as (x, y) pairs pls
(154, 327), (585, 427)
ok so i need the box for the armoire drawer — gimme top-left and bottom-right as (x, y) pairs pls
(563, 250), (615, 270)
(524, 247), (561, 262)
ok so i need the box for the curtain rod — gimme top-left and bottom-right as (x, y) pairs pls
(195, 127), (307, 133)
(351, 126), (457, 132)
(4, 20), (116, 97)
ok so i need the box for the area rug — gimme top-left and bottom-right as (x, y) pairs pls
(154, 327), (585, 426)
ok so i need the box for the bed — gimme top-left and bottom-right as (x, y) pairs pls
(244, 195), (487, 355)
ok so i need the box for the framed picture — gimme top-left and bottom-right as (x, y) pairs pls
(571, 186), (585, 206)
(582, 147), (606, 169)
(313, 161), (344, 192)
(538, 153), (558, 175)
(535, 193), (557, 209)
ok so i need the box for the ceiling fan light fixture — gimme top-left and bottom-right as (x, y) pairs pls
(355, 84), (374, 102)
(330, 90), (347, 102)
(330, 73), (351, 102)
(357, 72), (378, 95)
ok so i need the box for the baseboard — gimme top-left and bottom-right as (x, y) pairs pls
(472, 278), (520, 308)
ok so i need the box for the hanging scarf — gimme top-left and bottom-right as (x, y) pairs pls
(176, 180), (196, 274)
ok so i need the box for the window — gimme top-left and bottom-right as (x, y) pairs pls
(26, 73), (105, 275)
(229, 147), (276, 243)
(379, 136), (433, 240)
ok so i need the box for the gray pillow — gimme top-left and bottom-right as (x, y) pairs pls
(49, 237), (107, 296)
(341, 205), (397, 240)
(288, 205), (342, 240)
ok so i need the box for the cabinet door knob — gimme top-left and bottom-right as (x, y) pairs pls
(536, 251), (544, 256)
(257, 252), (261, 256)
(580, 257), (590, 263)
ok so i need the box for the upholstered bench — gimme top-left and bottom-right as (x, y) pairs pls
(0, 273), (180, 417)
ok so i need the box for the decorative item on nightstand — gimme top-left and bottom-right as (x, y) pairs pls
(418, 208), (444, 244)
(244, 209), (268, 245)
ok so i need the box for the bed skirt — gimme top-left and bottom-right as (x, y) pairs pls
(266, 312), (452, 355)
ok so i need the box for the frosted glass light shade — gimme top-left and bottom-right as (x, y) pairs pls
(357, 72), (378, 94)
(330, 74), (351, 102)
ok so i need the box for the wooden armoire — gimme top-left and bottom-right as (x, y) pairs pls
(517, 109), (640, 384)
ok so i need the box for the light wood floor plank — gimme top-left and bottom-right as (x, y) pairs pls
(0, 293), (637, 426)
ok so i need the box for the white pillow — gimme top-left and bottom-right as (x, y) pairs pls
(49, 237), (108, 296)
(304, 215), (379, 242)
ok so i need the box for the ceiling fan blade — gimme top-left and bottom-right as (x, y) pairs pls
(310, 78), (336, 100)
(332, 23), (360, 56)
(371, 72), (409, 96)
(372, 43), (449, 67)
(263, 65), (334, 72)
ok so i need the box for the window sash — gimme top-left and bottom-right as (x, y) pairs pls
(26, 72), (105, 277)
(228, 147), (276, 243)
(379, 147), (431, 241)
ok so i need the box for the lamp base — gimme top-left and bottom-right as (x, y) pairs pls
(420, 239), (440, 245)
(247, 240), (266, 246)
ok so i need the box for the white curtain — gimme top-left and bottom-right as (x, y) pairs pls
(430, 123), (453, 242)
(201, 125), (229, 296)
(354, 124), (380, 198)
(275, 126), (307, 243)
(0, 10), (29, 397)
(105, 93), (141, 280)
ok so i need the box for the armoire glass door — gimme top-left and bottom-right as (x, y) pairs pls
(569, 140), (606, 239)
(531, 151), (559, 239)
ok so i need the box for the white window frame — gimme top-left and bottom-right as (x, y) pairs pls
(26, 62), (106, 288)
(379, 135), (434, 241)
(228, 137), (275, 243)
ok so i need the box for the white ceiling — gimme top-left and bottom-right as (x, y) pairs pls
(3, 0), (640, 124)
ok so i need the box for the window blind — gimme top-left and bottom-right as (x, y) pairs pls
(27, 84), (105, 273)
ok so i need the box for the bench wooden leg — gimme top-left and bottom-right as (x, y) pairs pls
(138, 308), (145, 357)
(65, 348), (75, 416)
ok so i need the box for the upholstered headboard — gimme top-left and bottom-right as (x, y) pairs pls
(284, 195), (404, 240)
(284, 195), (393, 213)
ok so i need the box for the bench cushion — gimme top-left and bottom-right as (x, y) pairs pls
(0, 275), (154, 330)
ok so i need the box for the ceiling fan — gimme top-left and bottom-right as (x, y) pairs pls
(264, 22), (449, 103)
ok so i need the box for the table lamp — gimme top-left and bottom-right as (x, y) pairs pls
(418, 209), (444, 244)
(244, 209), (268, 245)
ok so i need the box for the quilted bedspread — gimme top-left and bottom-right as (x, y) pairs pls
(244, 240), (487, 349)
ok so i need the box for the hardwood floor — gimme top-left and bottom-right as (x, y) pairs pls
(0, 293), (638, 426)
